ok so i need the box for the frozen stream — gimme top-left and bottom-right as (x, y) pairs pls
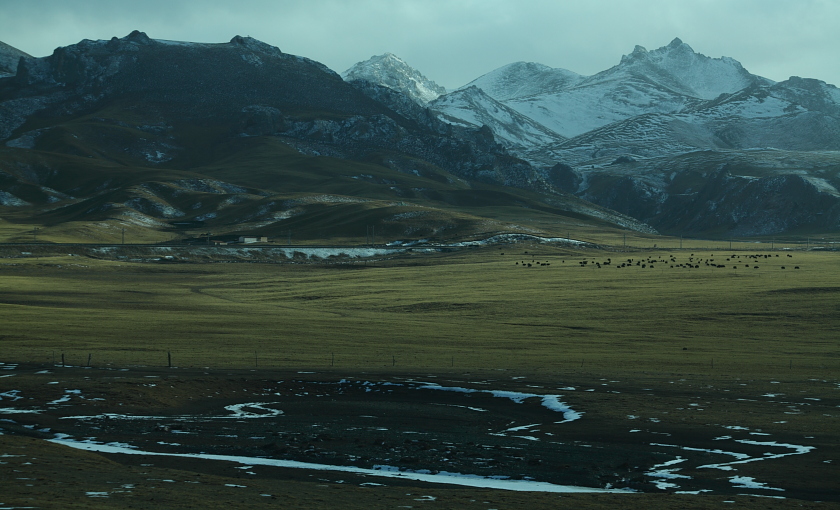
(49, 437), (630, 493)
(1, 373), (825, 497)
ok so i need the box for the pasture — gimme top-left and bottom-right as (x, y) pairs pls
(1, 244), (838, 375)
(1, 244), (839, 508)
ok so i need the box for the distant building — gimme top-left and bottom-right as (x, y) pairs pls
(238, 236), (268, 244)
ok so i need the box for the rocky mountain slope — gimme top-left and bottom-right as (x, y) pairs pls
(0, 32), (650, 244)
(547, 76), (840, 165)
(429, 86), (567, 153)
(0, 41), (31, 78)
(548, 149), (840, 237)
(344, 39), (840, 237)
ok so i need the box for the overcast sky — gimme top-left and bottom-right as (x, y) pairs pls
(1, 0), (838, 89)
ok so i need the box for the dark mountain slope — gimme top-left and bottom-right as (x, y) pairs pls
(0, 41), (31, 78)
(0, 33), (653, 243)
(1, 32), (555, 191)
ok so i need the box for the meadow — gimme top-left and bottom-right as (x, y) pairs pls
(1, 243), (839, 508)
(1, 243), (838, 377)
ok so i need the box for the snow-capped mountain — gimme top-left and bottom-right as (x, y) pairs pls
(342, 53), (446, 105)
(546, 77), (840, 165)
(610, 37), (769, 100)
(429, 86), (566, 154)
(491, 38), (772, 138)
(537, 72), (840, 236)
(461, 61), (583, 101)
(0, 40), (32, 77)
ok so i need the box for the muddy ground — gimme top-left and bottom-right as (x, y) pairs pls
(1, 363), (838, 508)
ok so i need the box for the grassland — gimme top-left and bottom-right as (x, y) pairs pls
(1, 244), (839, 508)
(1, 244), (838, 376)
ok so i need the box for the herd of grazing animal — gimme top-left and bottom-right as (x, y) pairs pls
(513, 251), (800, 271)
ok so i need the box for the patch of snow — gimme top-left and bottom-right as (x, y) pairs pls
(418, 383), (581, 423)
(446, 233), (586, 247)
(0, 191), (30, 207)
(729, 476), (784, 491)
(0, 390), (22, 401)
(241, 53), (263, 67)
(646, 457), (690, 490)
(223, 402), (284, 418)
(51, 438), (631, 493)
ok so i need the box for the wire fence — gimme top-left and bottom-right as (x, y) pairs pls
(4, 349), (835, 377)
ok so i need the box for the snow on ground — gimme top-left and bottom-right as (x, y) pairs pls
(49, 438), (630, 493)
(0, 191), (30, 207)
(418, 383), (581, 423)
(275, 247), (396, 259)
(445, 234), (586, 247)
(802, 176), (840, 196)
(697, 440), (815, 470)
(729, 476), (784, 491)
(61, 401), (285, 422)
(645, 457), (691, 490)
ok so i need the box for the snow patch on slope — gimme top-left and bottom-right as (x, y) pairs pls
(462, 61), (583, 101)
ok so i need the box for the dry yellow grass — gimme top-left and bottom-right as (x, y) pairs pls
(1, 245), (837, 380)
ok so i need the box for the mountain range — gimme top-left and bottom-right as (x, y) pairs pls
(344, 39), (840, 236)
(0, 32), (651, 246)
(1, 32), (839, 243)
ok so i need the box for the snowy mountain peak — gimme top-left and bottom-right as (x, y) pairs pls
(341, 53), (446, 105)
(612, 38), (770, 99)
(460, 61), (583, 101)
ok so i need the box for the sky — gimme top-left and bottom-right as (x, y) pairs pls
(1, 0), (838, 90)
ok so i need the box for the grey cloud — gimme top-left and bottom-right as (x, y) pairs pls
(0, 0), (838, 88)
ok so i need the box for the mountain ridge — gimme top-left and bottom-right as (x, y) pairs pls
(342, 38), (840, 237)
(0, 31), (654, 245)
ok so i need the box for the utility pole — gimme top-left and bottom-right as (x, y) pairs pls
(623, 232), (626, 250)
(287, 230), (292, 246)
(679, 235), (682, 250)
(121, 228), (125, 245)
(204, 232), (212, 245)
(33, 227), (38, 242)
